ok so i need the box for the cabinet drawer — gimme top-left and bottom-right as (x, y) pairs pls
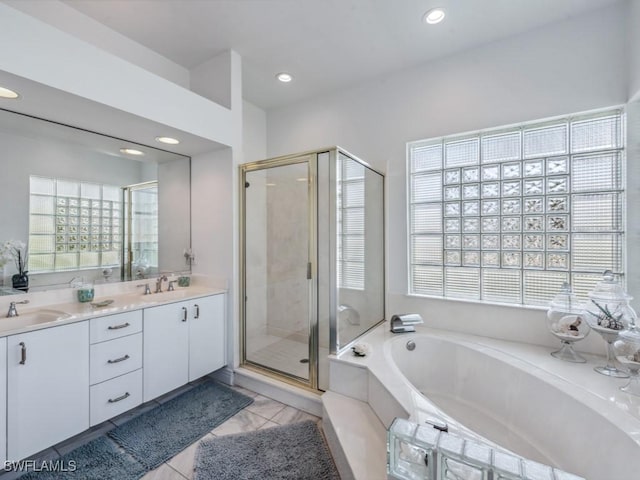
(90, 369), (142, 426)
(90, 310), (142, 344)
(90, 333), (142, 385)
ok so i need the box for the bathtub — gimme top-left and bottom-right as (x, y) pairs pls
(330, 325), (640, 480)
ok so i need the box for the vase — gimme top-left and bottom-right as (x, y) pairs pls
(12, 273), (29, 292)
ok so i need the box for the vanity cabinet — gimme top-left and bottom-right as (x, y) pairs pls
(7, 322), (89, 461)
(0, 338), (6, 462)
(143, 294), (225, 401)
(89, 311), (143, 426)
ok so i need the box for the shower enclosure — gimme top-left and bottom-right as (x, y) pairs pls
(122, 181), (159, 280)
(240, 147), (384, 391)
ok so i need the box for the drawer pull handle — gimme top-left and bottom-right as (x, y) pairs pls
(108, 322), (131, 330)
(194, 304), (200, 319)
(182, 306), (188, 322)
(108, 392), (130, 403)
(107, 354), (130, 364)
(19, 342), (26, 365)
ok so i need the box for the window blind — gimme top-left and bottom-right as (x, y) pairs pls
(338, 154), (365, 290)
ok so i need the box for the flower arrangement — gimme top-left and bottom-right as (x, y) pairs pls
(0, 240), (28, 275)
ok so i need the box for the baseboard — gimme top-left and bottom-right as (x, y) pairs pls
(233, 367), (322, 417)
(209, 366), (234, 385)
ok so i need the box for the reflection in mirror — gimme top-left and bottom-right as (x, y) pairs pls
(626, 98), (640, 307)
(336, 152), (384, 349)
(0, 108), (191, 294)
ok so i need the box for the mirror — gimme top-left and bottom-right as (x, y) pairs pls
(0, 108), (191, 294)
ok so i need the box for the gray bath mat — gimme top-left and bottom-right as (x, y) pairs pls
(18, 435), (146, 480)
(109, 380), (253, 470)
(194, 420), (340, 480)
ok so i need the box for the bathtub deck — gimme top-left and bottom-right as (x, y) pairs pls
(322, 391), (387, 480)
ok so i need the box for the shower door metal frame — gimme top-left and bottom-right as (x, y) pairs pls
(121, 180), (159, 281)
(239, 153), (319, 390)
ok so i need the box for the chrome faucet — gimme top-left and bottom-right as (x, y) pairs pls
(168, 280), (177, 292)
(137, 283), (152, 295)
(155, 275), (168, 294)
(7, 300), (29, 318)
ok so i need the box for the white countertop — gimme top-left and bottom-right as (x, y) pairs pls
(0, 281), (225, 337)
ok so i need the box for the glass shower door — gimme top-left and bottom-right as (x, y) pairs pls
(243, 158), (314, 383)
(122, 181), (159, 280)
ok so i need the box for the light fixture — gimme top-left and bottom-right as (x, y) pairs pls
(266, 183), (277, 187)
(120, 148), (145, 156)
(296, 177), (308, 182)
(0, 86), (20, 99)
(423, 7), (446, 24)
(155, 136), (180, 145)
(276, 72), (293, 83)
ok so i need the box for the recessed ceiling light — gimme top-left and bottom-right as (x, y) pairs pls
(0, 86), (20, 99)
(120, 148), (145, 156)
(276, 72), (293, 83)
(155, 136), (180, 145)
(423, 8), (446, 24)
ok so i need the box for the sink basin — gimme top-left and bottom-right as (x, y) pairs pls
(152, 289), (201, 300)
(123, 288), (204, 304)
(1, 309), (72, 330)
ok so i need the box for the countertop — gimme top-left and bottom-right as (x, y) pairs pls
(0, 284), (225, 337)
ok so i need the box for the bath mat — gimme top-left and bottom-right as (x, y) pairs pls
(108, 380), (253, 470)
(194, 420), (340, 480)
(18, 436), (146, 480)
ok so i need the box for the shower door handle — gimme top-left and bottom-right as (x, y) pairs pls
(307, 262), (312, 280)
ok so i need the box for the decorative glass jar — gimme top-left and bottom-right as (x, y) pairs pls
(613, 326), (640, 396)
(547, 283), (589, 363)
(583, 271), (636, 377)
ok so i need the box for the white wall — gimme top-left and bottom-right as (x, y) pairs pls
(265, 5), (628, 351)
(2, 0), (190, 88)
(629, 0), (640, 101)
(191, 52), (232, 109)
(157, 159), (192, 274)
(190, 148), (235, 364)
(0, 3), (233, 148)
(243, 101), (267, 163)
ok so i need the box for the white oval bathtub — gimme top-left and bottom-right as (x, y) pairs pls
(376, 330), (640, 480)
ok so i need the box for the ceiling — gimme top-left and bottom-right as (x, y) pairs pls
(61, 0), (621, 110)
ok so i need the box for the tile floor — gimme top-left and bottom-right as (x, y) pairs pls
(145, 385), (321, 480)
(2, 382), (322, 480)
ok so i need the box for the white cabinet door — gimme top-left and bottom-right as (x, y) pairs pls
(189, 294), (225, 381)
(7, 322), (89, 461)
(0, 338), (6, 462)
(143, 301), (189, 402)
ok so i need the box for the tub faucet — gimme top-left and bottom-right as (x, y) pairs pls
(155, 275), (168, 293)
(390, 313), (424, 333)
(7, 300), (29, 318)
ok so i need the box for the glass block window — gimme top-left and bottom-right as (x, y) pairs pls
(408, 109), (624, 306)
(28, 176), (122, 273)
(337, 153), (365, 290)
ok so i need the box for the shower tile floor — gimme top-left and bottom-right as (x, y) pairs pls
(2, 383), (321, 480)
(247, 335), (329, 379)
